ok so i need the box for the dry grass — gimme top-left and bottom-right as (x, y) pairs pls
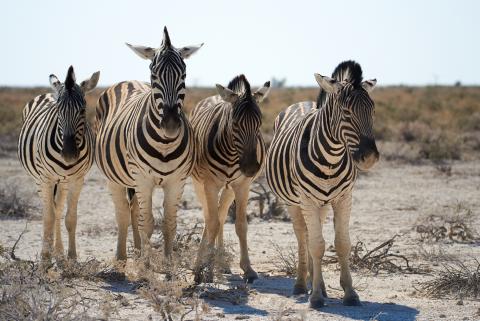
(272, 243), (298, 276)
(0, 248), (107, 320)
(415, 203), (478, 243)
(324, 236), (427, 274)
(130, 221), (235, 319)
(0, 184), (36, 219)
(419, 259), (480, 299)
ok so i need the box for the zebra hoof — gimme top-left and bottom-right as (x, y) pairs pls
(292, 284), (308, 295)
(244, 271), (258, 284)
(343, 295), (362, 306)
(309, 295), (325, 309)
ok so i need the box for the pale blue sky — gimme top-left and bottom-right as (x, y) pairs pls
(1, 0), (478, 87)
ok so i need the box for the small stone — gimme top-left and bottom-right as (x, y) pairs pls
(456, 300), (463, 305)
(216, 312), (225, 318)
(439, 314), (446, 318)
(262, 250), (266, 254)
(235, 316), (250, 320)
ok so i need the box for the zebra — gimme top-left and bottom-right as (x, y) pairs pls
(190, 75), (270, 283)
(266, 61), (378, 308)
(95, 27), (202, 261)
(18, 66), (99, 260)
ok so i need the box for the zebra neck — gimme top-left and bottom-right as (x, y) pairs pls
(212, 106), (237, 159)
(311, 106), (347, 163)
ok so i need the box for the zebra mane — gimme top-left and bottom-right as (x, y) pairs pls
(332, 60), (363, 88)
(316, 60), (364, 107)
(227, 74), (252, 97)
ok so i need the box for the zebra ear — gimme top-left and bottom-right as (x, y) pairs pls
(314, 73), (343, 94)
(216, 84), (239, 104)
(178, 43), (203, 59)
(80, 71), (100, 93)
(49, 74), (61, 93)
(253, 81), (271, 103)
(362, 79), (377, 93)
(125, 43), (156, 60)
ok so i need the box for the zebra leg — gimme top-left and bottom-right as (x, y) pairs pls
(134, 181), (155, 258)
(232, 181), (258, 283)
(129, 193), (141, 252)
(216, 186), (235, 274)
(162, 180), (185, 261)
(193, 178), (220, 283)
(108, 182), (131, 261)
(39, 183), (56, 261)
(65, 178), (84, 260)
(303, 205), (326, 308)
(53, 183), (68, 258)
(288, 205), (308, 295)
(332, 192), (360, 306)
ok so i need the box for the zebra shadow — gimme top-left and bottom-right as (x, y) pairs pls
(198, 275), (269, 317)
(246, 274), (419, 321)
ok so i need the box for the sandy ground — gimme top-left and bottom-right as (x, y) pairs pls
(1, 153), (479, 321)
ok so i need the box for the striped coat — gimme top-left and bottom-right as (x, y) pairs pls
(95, 27), (202, 261)
(190, 75), (270, 283)
(18, 66), (99, 260)
(266, 61), (378, 308)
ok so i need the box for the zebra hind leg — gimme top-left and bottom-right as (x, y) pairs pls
(216, 186), (235, 274)
(108, 182), (131, 261)
(162, 180), (185, 279)
(288, 205), (308, 295)
(127, 188), (141, 253)
(134, 182), (155, 262)
(53, 183), (68, 259)
(39, 183), (56, 261)
(193, 179), (220, 284)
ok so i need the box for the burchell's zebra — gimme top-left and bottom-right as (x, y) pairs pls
(266, 61), (378, 308)
(190, 75), (270, 283)
(95, 27), (202, 261)
(18, 66), (99, 260)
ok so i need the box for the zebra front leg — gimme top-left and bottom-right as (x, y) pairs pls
(39, 183), (56, 261)
(288, 205), (308, 295)
(53, 184), (67, 258)
(108, 182), (131, 261)
(194, 179), (220, 283)
(232, 180), (258, 283)
(216, 186), (235, 274)
(332, 192), (360, 306)
(64, 178), (84, 260)
(303, 205), (326, 308)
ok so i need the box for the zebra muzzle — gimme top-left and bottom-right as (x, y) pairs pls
(61, 135), (79, 164)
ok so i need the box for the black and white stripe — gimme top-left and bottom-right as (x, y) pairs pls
(190, 75), (270, 283)
(266, 61), (379, 307)
(18, 66), (98, 260)
(95, 27), (202, 260)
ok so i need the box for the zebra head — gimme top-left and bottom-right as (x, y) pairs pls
(314, 61), (379, 171)
(126, 27), (203, 138)
(49, 66), (100, 164)
(216, 75), (270, 177)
